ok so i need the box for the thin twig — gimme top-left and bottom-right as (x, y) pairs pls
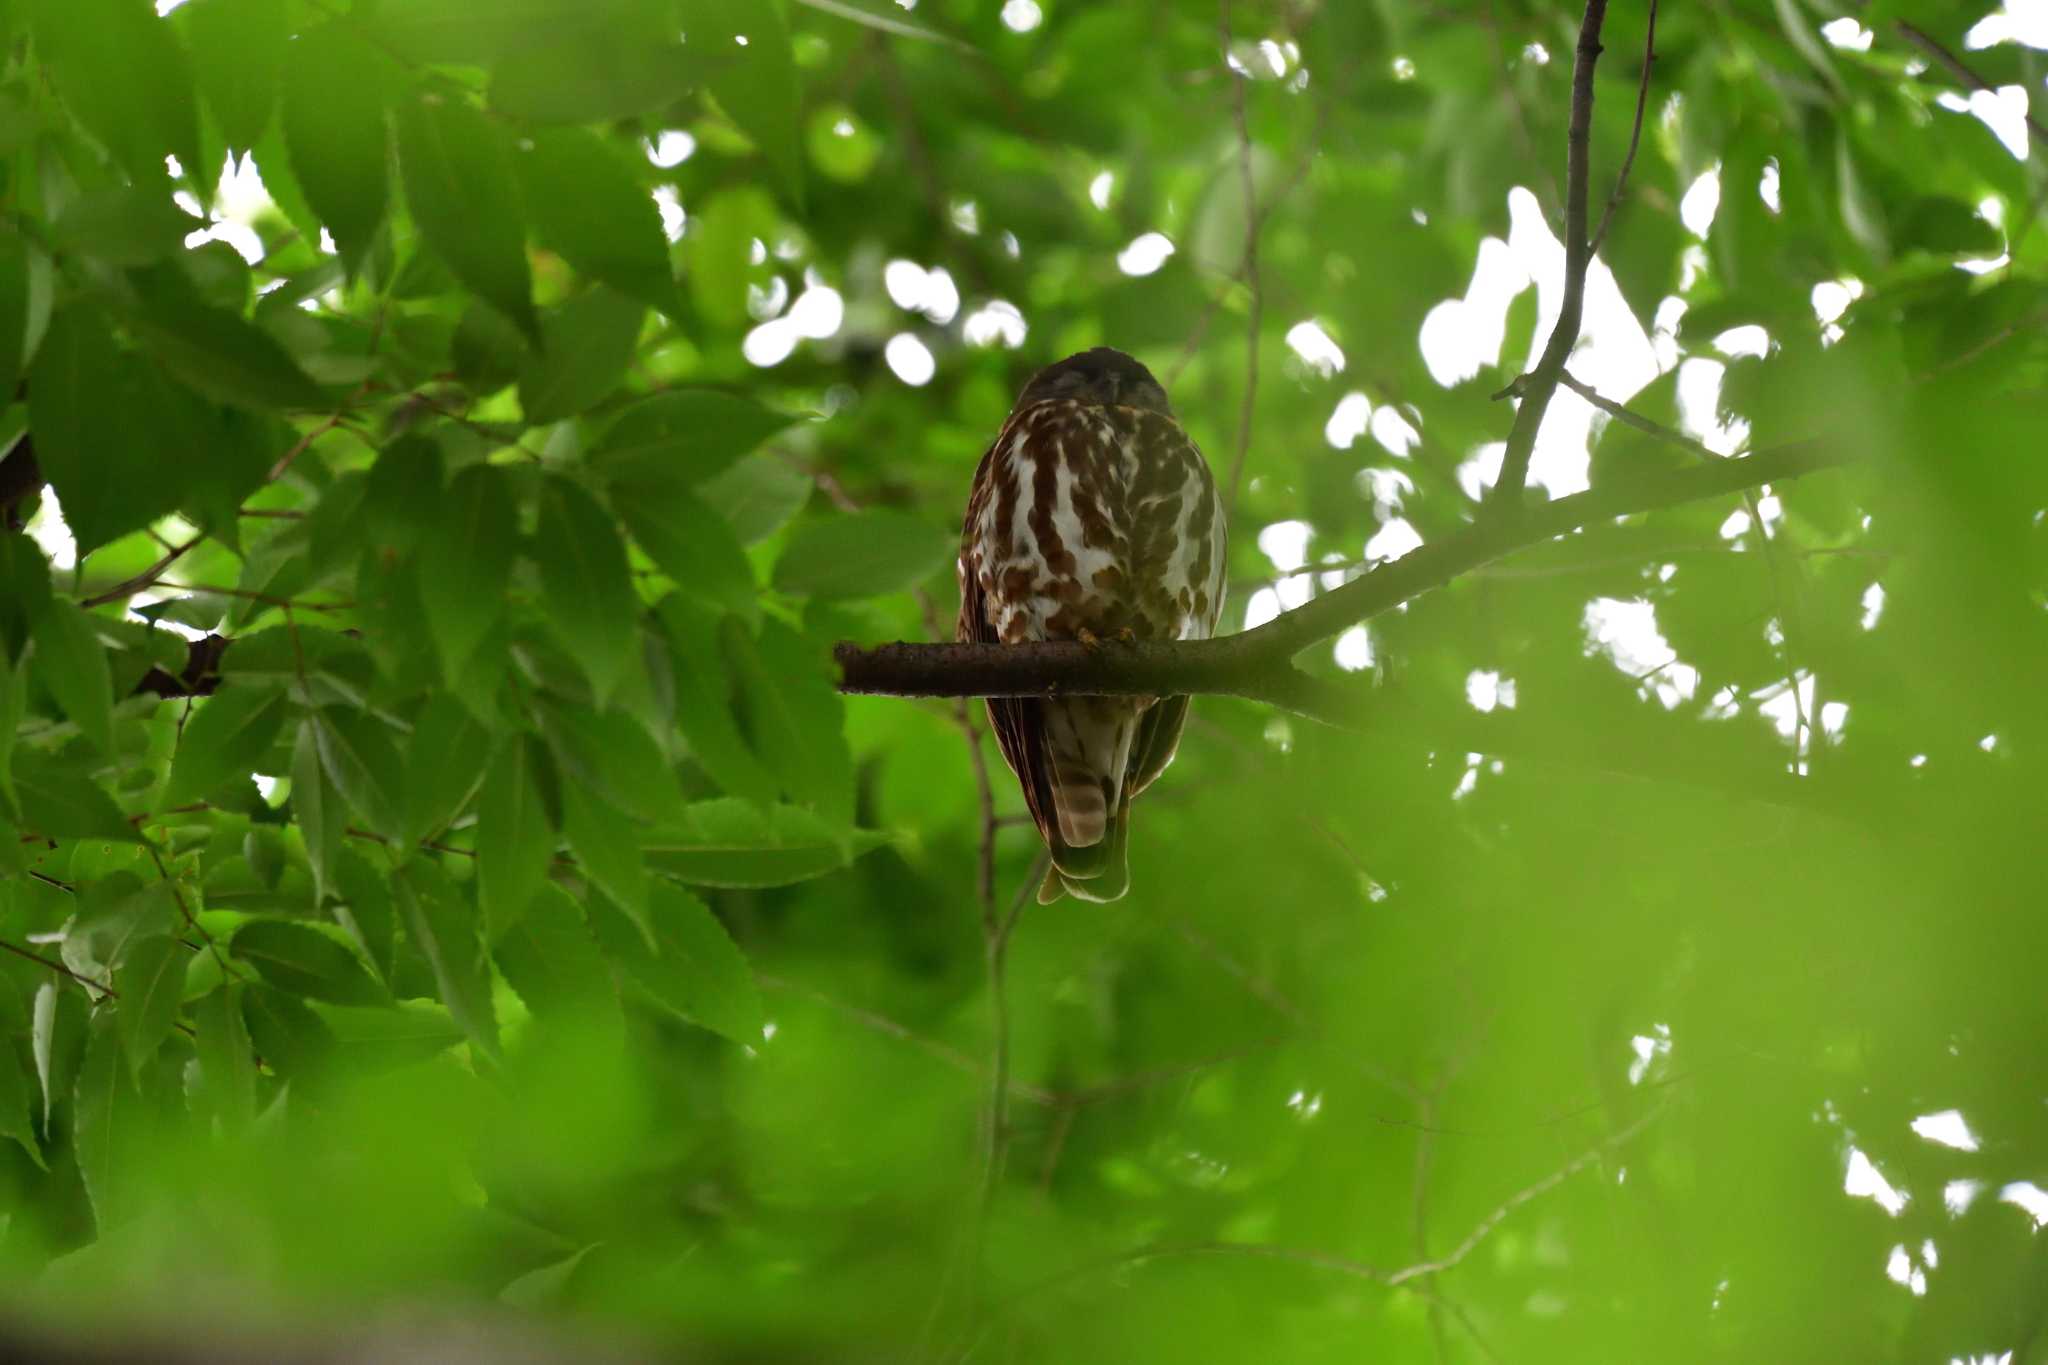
(1487, 0), (1611, 510)
(1558, 371), (1715, 460)
(1590, 0), (1660, 255)
(0, 939), (114, 1002)
(78, 536), (201, 609)
(1896, 20), (2048, 150)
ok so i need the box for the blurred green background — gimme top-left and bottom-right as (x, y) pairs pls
(0, 0), (2044, 1360)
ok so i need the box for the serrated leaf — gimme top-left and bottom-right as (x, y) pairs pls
(241, 981), (335, 1079)
(312, 1000), (466, 1072)
(721, 616), (852, 822)
(393, 858), (497, 1057)
(0, 1040), (45, 1168)
(644, 798), (885, 888)
(29, 601), (113, 754)
(655, 598), (777, 804)
(180, 0), (287, 150)
(695, 0), (804, 209)
(477, 735), (559, 940)
(773, 510), (951, 599)
(587, 881), (759, 1043)
(29, 0), (202, 185)
(692, 453), (813, 546)
(65, 876), (177, 983)
(191, 982), (256, 1129)
(331, 848), (396, 987)
(617, 482), (757, 619)
(128, 297), (330, 412)
(113, 934), (186, 1081)
(281, 24), (393, 280)
(402, 694), (492, 845)
(293, 718), (344, 903)
(532, 474), (641, 704)
(73, 1014), (150, 1231)
(492, 883), (614, 1021)
(560, 780), (650, 946)
(0, 228), (51, 403)
(0, 532), (52, 665)
(519, 288), (644, 424)
(515, 128), (679, 313)
(537, 701), (683, 824)
(161, 684), (290, 810)
(310, 708), (407, 842)
(419, 463), (517, 681)
(29, 306), (189, 556)
(396, 90), (538, 341)
(51, 187), (192, 267)
(232, 919), (386, 1006)
(8, 750), (141, 842)
(594, 389), (801, 490)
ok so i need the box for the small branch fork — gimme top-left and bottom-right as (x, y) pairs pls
(836, 437), (1854, 727)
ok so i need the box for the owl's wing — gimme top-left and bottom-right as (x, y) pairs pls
(1125, 693), (1189, 800)
(956, 449), (1062, 862)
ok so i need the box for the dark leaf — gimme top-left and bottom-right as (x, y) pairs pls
(232, 919), (387, 1006)
(395, 90), (539, 341)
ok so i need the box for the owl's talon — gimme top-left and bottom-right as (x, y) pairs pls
(1076, 627), (1102, 650)
(1114, 627), (1137, 645)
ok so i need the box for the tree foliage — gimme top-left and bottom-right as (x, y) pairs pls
(0, 0), (2044, 1359)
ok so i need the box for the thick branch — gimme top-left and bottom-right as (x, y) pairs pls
(836, 438), (1852, 719)
(1487, 0), (1609, 509)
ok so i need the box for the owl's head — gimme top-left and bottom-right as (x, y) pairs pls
(1015, 347), (1173, 417)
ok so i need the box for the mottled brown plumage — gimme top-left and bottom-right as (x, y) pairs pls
(956, 348), (1227, 902)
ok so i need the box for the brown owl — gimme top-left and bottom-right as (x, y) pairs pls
(956, 348), (1228, 903)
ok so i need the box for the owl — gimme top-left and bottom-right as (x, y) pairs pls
(956, 348), (1228, 903)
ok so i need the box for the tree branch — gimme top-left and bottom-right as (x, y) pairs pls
(1487, 0), (1609, 510)
(835, 437), (1854, 723)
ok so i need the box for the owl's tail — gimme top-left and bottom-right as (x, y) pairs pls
(1040, 804), (1130, 904)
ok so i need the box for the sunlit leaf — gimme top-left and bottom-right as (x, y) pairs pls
(771, 510), (951, 600)
(395, 89), (539, 341)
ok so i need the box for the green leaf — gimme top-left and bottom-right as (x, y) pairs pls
(587, 881), (760, 1043)
(402, 695), (493, 845)
(0, 532), (52, 665)
(773, 510), (951, 599)
(694, 0), (804, 209)
(491, 883), (614, 1021)
(368, 0), (641, 64)
(594, 389), (801, 490)
(498, 37), (712, 123)
(128, 297), (330, 412)
(113, 934), (186, 1081)
(190, 983), (256, 1129)
(515, 128), (679, 314)
(395, 89), (538, 342)
(532, 474), (641, 705)
(28, 601), (113, 754)
(0, 1040), (44, 1168)
(331, 848), (397, 987)
(313, 1000), (466, 1072)
(293, 718), (345, 903)
(160, 684), (290, 810)
(693, 452), (814, 545)
(29, 306), (188, 556)
(653, 596), (777, 804)
(0, 228), (52, 404)
(240, 982), (335, 1079)
(50, 187), (193, 267)
(721, 616), (852, 822)
(518, 288), (645, 424)
(560, 780), (651, 946)
(617, 482), (757, 619)
(477, 735), (560, 940)
(232, 919), (386, 1006)
(682, 187), (778, 331)
(8, 750), (141, 842)
(392, 858), (497, 1058)
(29, 0), (201, 184)
(537, 701), (683, 825)
(310, 708), (407, 842)
(281, 24), (393, 280)
(792, 0), (977, 50)
(644, 798), (885, 888)
(180, 0), (287, 150)
(73, 1014), (150, 1232)
(31, 981), (86, 1125)
(0, 653), (22, 810)
(418, 463), (517, 681)
(65, 876), (176, 982)
(1896, 196), (2003, 256)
